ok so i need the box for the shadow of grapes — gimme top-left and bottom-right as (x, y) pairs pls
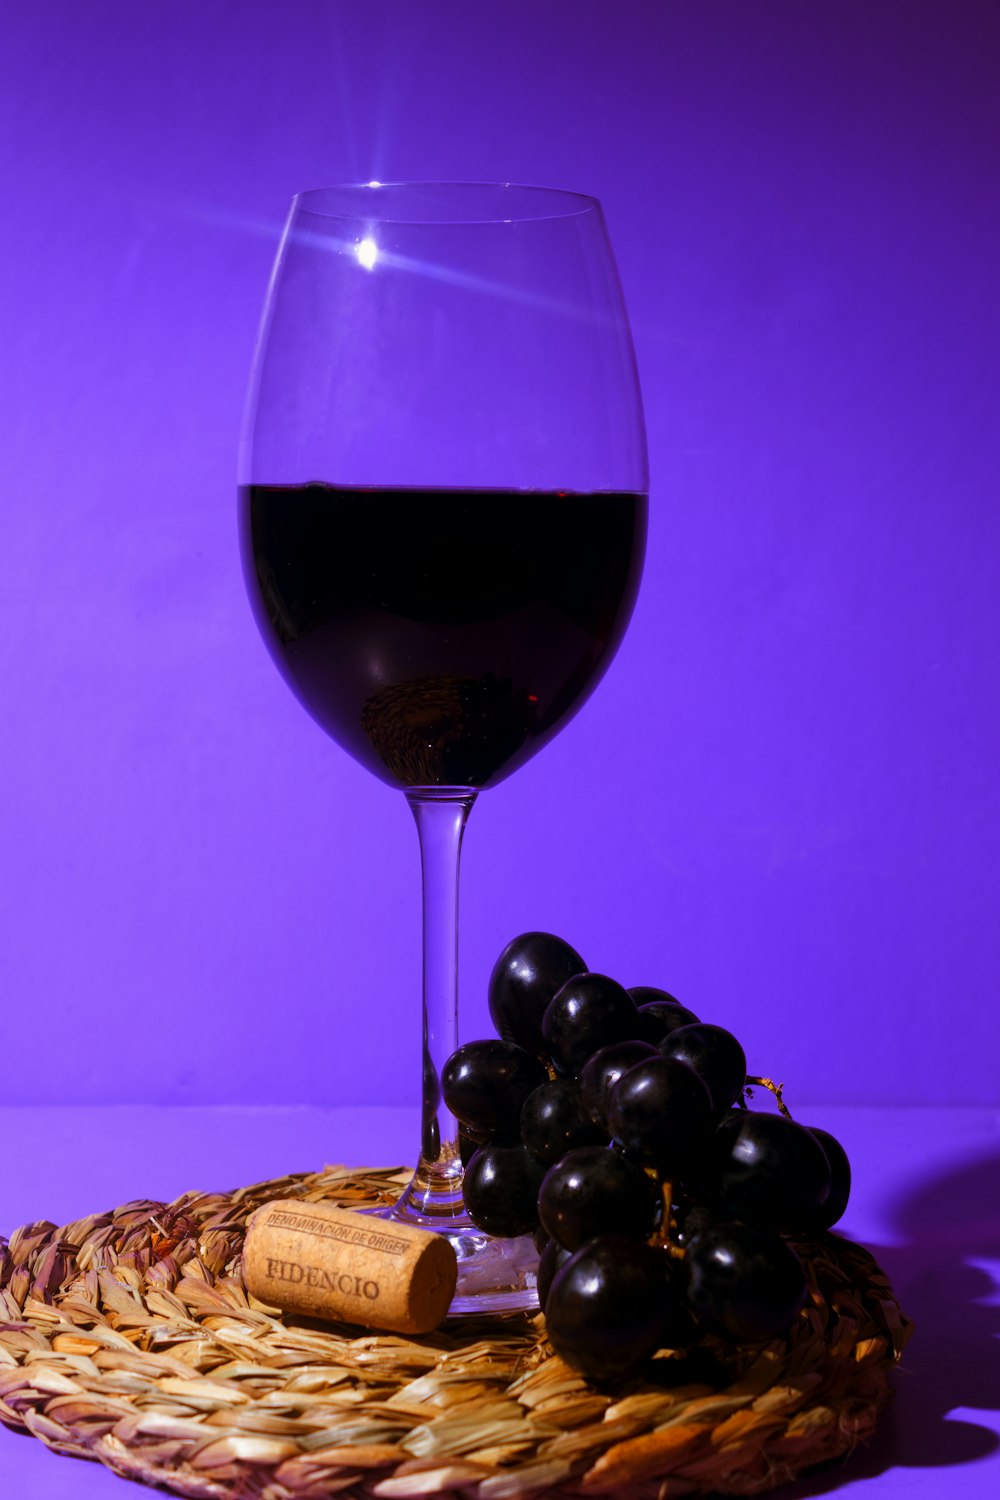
(778, 1149), (1000, 1496)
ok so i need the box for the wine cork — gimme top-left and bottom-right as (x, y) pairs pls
(243, 1200), (457, 1335)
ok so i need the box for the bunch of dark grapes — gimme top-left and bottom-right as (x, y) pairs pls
(442, 932), (852, 1384)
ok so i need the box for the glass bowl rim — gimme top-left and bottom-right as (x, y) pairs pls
(290, 181), (602, 226)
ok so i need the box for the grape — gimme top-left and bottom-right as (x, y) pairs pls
(441, 1039), (547, 1137)
(805, 1126), (851, 1230)
(488, 932), (587, 1056)
(422, 1116), (440, 1163)
(630, 987), (700, 1045)
(709, 1112), (832, 1228)
(607, 1056), (715, 1176)
(629, 986), (688, 1010)
(579, 1039), (658, 1128)
(537, 1238), (571, 1311)
(521, 1079), (607, 1165)
(538, 1145), (656, 1250)
(686, 1222), (808, 1343)
(673, 1199), (714, 1248)
(635, 1001), (702, 1044)
(423, 1053), (441, 1111)
(544, 1235), (675, 1381)
(458, 1125), (483, 1166)
(462, 1143), (545, 1238)
(542, 973), (639, 1076)
(658, 1023), (747, 1111)
(421, 1054), (442, 1161)
(658, 1256), (700, 1351)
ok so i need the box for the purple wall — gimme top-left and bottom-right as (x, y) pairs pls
(2, 0), (997, 1107)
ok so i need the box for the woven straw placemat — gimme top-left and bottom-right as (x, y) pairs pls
(0, 1164), (911, 1499)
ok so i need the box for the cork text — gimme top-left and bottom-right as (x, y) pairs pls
(265, 1257), (379, 1300)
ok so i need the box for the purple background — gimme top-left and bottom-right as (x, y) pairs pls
(2, 0), (998, 1108)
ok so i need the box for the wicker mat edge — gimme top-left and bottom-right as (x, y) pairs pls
(0, 1164), (913, 1500)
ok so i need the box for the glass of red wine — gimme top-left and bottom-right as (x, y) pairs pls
(238, 182), (647, 1313)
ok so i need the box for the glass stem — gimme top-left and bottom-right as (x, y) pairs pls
(399, 786), (477, 1220)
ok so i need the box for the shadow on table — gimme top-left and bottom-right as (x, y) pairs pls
(779, 1148), (1000, 1497)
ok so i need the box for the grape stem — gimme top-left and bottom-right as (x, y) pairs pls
(743, 1075), (792, 1119)
(651, 1179), (686, 1258)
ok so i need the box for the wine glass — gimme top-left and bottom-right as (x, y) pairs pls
(238, 182), (647, 1313)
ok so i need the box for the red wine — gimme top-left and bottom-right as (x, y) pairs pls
(239, 484), (646, 788)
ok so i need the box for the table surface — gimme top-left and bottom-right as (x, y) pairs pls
(1, 1104), (998, 1499)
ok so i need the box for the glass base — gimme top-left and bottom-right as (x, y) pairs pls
(362, 1176), (540, 1316)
